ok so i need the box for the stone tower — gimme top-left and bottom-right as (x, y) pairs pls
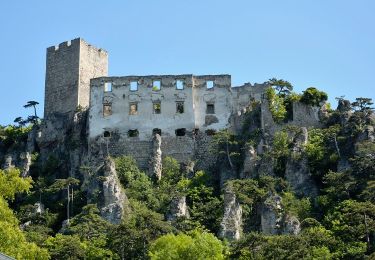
(44, 38), (108, 118)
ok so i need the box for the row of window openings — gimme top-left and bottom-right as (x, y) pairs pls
(103, 102), (215, 117)
(103, 128), (216, 138)
(104, 80), (215, 92)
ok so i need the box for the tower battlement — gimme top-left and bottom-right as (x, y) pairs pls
(44, 38), (108, 118)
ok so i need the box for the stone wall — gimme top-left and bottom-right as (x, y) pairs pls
(89, 133), (215, 171)
(261, 98), (323, 136)
(88, 74), (235, 139)
(44, 38), (108, 119)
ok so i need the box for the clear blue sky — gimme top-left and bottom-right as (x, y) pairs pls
(1, 1), (374, 125)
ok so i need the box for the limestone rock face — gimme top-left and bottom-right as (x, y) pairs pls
(167, 196), (189, 221)
(2, 151), (32, 177)
(220, 186), (243, 240)
(149, 134), (162, 180)
(282, 214), (301, 235)
(285, 128), (318, 197)
(261, 194), (301, 235)
(2, 155), (14, 169)
(181, 161), (195, 179)
(100, 157), (127, 224)
(357, 125), (375, 143)
(241, 145), (258, 178)
(261, 194), (282, 235)
(34, 202), (45, 214)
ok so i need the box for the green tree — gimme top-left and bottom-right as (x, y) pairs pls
(211, 129), (241, 174)
(44, 234), (86, 260)
(115, 156), (160, 210)
(351, 97), (374, 112)
(0, 168), (49, 259)
(14, 116), (27, 127)
(24, 100), (39, 118)
(109, 200), (174, 259)
(64, 204), (113, 241)
(185, 171), (223, 233)
(149, 229), (225, 260)
(49, 177), (80, 224)
(266, 87), (287, 123)
(325, 200), (375, 253)
(268, 78), (293, 96)
(300, 87), (328, 107)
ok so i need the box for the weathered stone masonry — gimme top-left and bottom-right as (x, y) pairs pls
(43, 38), (322, 172)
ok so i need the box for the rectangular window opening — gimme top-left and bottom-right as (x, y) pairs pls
(153, 128), (162, 136)
(176, 102), (184, 114)
(175, 128), (186, 136)
(206, 81), (214, 89)
(128, 129), (139, 137)
(153, 102), (161, 114)
(206, 103), (215, 114)
(176, 80), (184, 90)
(129, 103), (138, 115)
(152, 80), (161, 91)
(104, 82), (112, 92)
(130, 81), (138, 91)
(103, 104), (112, 117)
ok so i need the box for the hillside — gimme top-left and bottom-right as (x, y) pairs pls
(0, 83), (375, 259)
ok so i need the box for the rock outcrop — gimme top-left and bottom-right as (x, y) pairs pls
(220, 185), (243, 240)
(149, 134), (162, 180)
(261, 193), (282, 235)
(285, 128), (318, 197)
(167, 196), (189, 221)
(241, 145), (258, 178)
(99, 157), (127, 224)
(261, 193), (301, 235)
(282, 214), (301, 235)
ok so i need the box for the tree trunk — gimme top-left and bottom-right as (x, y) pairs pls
(226, 140), (235, 174)
(364, 213), (370, 247)
(33, 105), (37, 118)
(67, 184), (70, 224)
(333, 135), (341, 158)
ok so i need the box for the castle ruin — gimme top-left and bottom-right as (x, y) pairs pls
(42, 38), (322, 172)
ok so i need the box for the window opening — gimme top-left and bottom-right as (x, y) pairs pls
(175, 128), (186, 136)
(152, 80), (161, 91)
(153, 128), (162, 136)
(103, 104), (112, 117)
(130, 81), (138, 91)
(129, 103), (138, 115)
(104, 82), (112, 92)
(176, 80), (184, 90)
(128, 129), (139, 137)
(176, 102), (184, 114)
(206, 103), (215, 114)
(153, 102), (161, 114)
(206, 81), (214, 89)
(103, 131), (111, 137)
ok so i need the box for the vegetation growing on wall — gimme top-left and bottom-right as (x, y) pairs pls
(1, 92), (375, 259)
(300, 87), (328, 106)
(266, 87), (287, 123)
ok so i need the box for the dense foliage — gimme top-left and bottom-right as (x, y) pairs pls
(1, 88), (375, 259)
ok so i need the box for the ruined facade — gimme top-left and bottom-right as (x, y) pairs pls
(42, 38), (270, 170)
(43, 38), (322, 172)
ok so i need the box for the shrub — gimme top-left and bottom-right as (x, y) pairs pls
(300, 87), (328, 106)
(266, 87), (287, 123)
